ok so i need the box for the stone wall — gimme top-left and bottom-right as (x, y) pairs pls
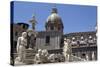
(36, 31), (62, 50)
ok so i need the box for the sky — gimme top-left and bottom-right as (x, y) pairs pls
(13, 1), (97, 34)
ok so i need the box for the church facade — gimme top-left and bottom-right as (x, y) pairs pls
(35, 7), (64, 50)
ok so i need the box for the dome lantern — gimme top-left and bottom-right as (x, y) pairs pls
(51, 7), (58, 13)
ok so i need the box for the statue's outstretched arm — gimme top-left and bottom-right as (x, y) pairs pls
(17, 37), (21, 53)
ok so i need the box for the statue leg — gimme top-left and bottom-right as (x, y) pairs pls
(68, 54), (70, 61)
(21, 47), (26, 62)
(63, 52), (68, 61)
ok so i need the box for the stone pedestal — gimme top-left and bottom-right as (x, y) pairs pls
(24, 49), (36, 64)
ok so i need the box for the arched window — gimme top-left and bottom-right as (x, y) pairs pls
(58, 27), (61, 30)
(46, 36), (50, 44)
(50, 26), (54, 30)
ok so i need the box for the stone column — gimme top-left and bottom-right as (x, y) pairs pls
(86, 53), (89, 61)
(92, 51), (95, 60)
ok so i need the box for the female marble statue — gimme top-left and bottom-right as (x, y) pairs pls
(63, 38), (72, 61)
(16, 32), (27, 62)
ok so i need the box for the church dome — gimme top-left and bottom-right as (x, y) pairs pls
(45, 7), (64, 32)
(46, 7), (62, 23)
(46, 13), (62, 23)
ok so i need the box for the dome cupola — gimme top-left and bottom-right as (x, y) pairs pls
(45, 7), (63, 32)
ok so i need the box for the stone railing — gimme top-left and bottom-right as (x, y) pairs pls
(14, 49), (37, 65)
(24, 49), (37, 64)
(69, 55), (86, 62)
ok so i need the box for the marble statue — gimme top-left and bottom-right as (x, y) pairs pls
(16, 32), (27, 62)
(34, 49), (50, 64)
(34, 49), (42, 64)
(41, 49), (49, 63)
(48, 54), (55, 63)
(27, 29), (38, 49)
(29, 15), (37, 30)
(63, 38), (72, 61)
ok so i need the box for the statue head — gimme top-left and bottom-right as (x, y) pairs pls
(22, 32), (27, 38)
(89, 35), (92, 39)
(42, 49), (48, 56)
(64, 38), (71, 44)
(66, 39), (71, 43)
(81, 36), (84, 40)
(72, 37), (75, 41)
(38, 49), (42, 55)
(64, 38), (67, 41)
